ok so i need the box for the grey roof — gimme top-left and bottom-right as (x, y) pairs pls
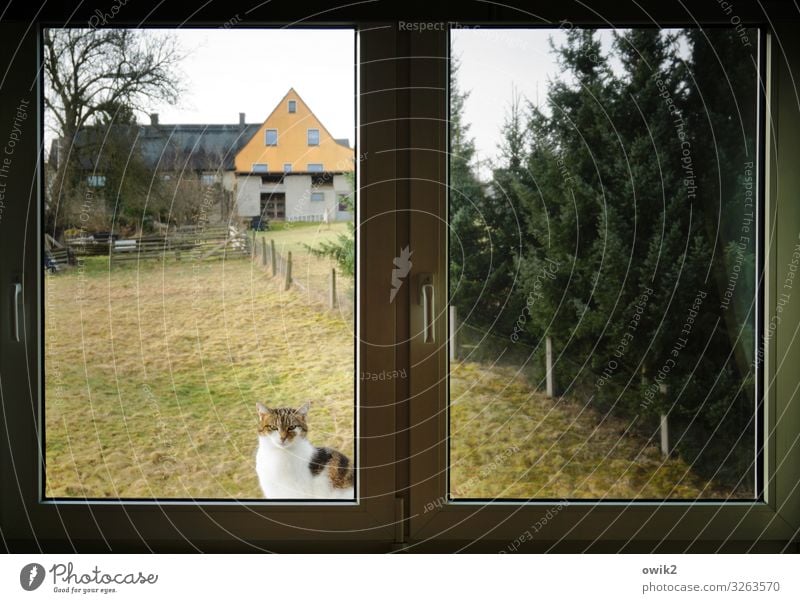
(62, 122), (261, 173)
(335, 138), (350, 148)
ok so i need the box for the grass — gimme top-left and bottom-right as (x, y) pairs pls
(253, 222), (354, 314)
(46, 225), (735, 500)
(45, 253), (353, 499)
(450, 362), (737, 499)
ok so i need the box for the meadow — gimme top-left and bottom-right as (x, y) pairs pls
(45, 222), (730, 500)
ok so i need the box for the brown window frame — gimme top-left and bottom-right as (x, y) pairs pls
(0, 0), (798, 553)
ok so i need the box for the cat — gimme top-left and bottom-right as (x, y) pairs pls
(255, 401), (354, 499)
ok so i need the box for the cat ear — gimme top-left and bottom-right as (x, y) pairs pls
(296, 401), (311, 416)
(256, 402), (270, 416)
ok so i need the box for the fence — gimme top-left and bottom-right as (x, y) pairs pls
(449, 305), (672, 458)
(251, 236), (352, 317)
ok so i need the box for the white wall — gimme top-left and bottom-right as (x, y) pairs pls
(235, 175), (261, 217)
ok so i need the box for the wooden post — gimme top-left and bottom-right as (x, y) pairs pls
(329, 268), (337, 309)
(545, 336), (555, 398)
(251, 230), (256, 258)
(270, 239), (277, 277)
(449, 305), (458, 361)
(284, 251), (292, 290)
(261, 238), (267, 266)
(659, 383), (670, 458)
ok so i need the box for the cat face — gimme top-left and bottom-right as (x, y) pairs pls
(256, 402), (309, 449)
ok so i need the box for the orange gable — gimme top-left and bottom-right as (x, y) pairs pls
(234, 88), (353, 173)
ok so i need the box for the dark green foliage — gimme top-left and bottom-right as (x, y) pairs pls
(304, 222), (355, 277)
(451, 27), (759, 494)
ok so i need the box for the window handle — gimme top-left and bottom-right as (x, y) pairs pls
(11, 282), (22, 342)
(420, 275), (435, 344)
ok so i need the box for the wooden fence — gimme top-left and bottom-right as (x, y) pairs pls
(252, 236), (345, 312)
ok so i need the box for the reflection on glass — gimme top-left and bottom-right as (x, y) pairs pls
(43, 28), (356, 499)
(449, 27), (759, 500)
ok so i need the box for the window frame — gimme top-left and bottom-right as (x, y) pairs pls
(307, 128), (320, 146)
(403, 23), (800, 552)
(288, 99), (297, 113)
(0, 2), (798, 554)
(0, 20), (399, 552)
(265, 128), (278, 146)
(310, 191), (325, 202)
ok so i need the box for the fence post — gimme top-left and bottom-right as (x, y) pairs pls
(659, 383), (670, 458)
(284, 251), (292, 290)
(329, 268), (338, 309)
(270, 239), (277, 277)
(545, 336), (555, 398)
(251, 230), (256, 258)
(261, 238), (267, 266)
(449, 305), (458, 361)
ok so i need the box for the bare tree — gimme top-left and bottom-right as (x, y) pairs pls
(43, 28), (184, 233)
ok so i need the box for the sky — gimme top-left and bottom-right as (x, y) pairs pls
(135, 29), (355, 140)
(48, 28), (684, 171)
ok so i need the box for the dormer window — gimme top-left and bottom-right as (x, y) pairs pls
(265, 129), (278, 146)
(288, 100), (296, 113)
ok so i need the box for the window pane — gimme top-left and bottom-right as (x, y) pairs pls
(43, 28), (357, 500)
(449, 27), (760, 500)
(265, 129), (278, 146)
(308, 129), (320, 145)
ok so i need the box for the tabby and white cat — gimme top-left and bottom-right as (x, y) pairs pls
(255, 402), (354, 499)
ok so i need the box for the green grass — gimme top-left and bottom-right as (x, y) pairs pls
(45, 255), (353, 499)
(450, 362), (738, 499)
(46, 234), (735, 500)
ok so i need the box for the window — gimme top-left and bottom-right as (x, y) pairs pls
(307, 128), (320, 145)
(307, 163), (323, 172)
(3, 9), (799, 554)
(337, 193), (351, 212)
(37, 28), (359, 508)
(86, 174), (105, 187)
(447, 27), (760, 502)
(284, 163), (292, 172)
(288, 99), (296, 113)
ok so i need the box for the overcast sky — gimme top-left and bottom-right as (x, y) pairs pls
(147, 28), (356, 141)
(53, 28), (683, 171)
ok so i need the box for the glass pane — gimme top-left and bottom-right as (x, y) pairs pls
(43, 28), (356, 500)
(449, 27), (760, 500)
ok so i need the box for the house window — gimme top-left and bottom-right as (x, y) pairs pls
(283, 163), (292, 172)
(288, 99), (296, 113)
(307, 163), (323, 172)
(307, 128), (320, 146)
(252, 163), (268, 172)
(265, 129), (278, 146)
(86, 174), (105, 187)
(310, 192), (325, 202)
(200, 174), (216, 185)
(337, 193), (351, 212)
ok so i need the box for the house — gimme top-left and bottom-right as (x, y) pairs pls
(49, 88), (354, 227)
(233, 88), (355, 223)
(49, 113), (262, 226)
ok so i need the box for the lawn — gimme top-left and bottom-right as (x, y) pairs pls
(252, 222), (354, 314)
(450, 362), (737, 499)
(45, 222), (733, 500)
(45, 249), (354, 499)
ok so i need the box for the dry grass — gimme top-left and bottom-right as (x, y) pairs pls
(256, 222), (354, 314)
(46, 222), (733, 501)
(45, 252), (353, 499)
(450, 362), (736, 500)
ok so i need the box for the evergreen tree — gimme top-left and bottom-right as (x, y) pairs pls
(449, 56), (492, 326)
